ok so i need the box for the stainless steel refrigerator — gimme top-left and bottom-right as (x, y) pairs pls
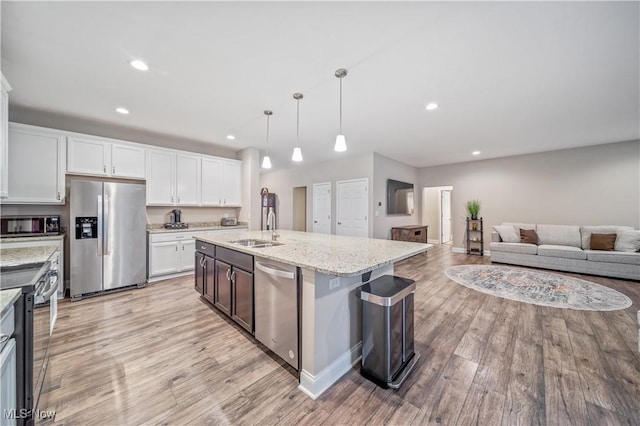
(70, 180), (146, 299)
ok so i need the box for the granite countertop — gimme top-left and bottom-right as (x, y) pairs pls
(0, 288), (21, 317)
(0, 246), (58, 268)
(147, 222), (248, 234)
(0, 233), (66, 243)
(196, 230), (431, 277)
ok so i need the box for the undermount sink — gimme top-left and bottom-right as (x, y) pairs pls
(230, 239), (283, 248)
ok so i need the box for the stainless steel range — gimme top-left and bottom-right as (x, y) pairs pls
(0, 261), (59, 425)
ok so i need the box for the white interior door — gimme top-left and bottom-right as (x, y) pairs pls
(312, 182), (331, 234)
(441, 190), (452, 243)
(336, 178), (368, 237)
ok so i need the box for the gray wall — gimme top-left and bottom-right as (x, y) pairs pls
(418, 140), (640, 250)
(10, 106), (238, 159)
(260, 153), (374, 235)
(372, 153), (421, 239)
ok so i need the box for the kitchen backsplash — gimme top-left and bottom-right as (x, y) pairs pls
(145, 206), (239, 225)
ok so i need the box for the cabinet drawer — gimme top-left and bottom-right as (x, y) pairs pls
(216, 246), (253, 271)
(195, 240), (215, 257)
(150, 232), (194, 243)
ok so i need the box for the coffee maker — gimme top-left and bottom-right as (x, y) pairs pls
(165, 208), (188, 229)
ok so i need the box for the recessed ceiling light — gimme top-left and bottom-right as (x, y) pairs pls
(226, 134), (235, 140)
(426, 103), (439, 111)
(130, 60), (149, 71)
(472, 150), (481, 156)
(115, 107), (129, 115)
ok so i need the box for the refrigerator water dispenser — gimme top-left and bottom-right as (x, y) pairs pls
(75, 217), (98, 239)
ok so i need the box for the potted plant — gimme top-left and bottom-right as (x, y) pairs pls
(466, 199), (480, 220)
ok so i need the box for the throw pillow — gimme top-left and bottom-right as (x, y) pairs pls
(520, 229), (539, 245)
(614, 230), (640, 252)
(494, 225), (520, 243)
(589, 233), (617, 251)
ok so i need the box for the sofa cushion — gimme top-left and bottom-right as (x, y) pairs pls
(585, 250), (640, 266)
(520, 229), (539, 245)
(493, 225), (520, 243)
(490, 242), (538, 255)
(580, 225), (633, 249)
(590, 233), (617, 251)
(614, 230), (640, 253)
(537, 244), (587, 260)
(537, 224), (581, 247)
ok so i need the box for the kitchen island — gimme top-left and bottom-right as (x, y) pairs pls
(195, 230), (430, 399)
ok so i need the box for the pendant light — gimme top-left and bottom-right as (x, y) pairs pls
(334, 68), (348, 152)
(292, 93), (303, 162)
(262, 110), (273, 169)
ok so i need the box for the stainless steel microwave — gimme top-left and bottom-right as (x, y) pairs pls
(0, 215), (61, 238)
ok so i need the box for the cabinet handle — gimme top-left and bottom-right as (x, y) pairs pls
(112, 166), (116, 174)
(175, 246), (178, 251)
(201, 246), (206, 249)
(171, 196), (174, 203)
(338, 222), (342, 225)
(0, 334), (8, 344)
(103, 165), (107, 173)
(57, 192), (61, 200)
(226, 269), (231, 281)
(219, 198), (222, 205)
(314, 220), (317, 223)
(223, 198), (226, 205)
(231, 271), (236, 282)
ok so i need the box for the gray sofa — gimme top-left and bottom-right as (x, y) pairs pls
(490, 223), (640, 281)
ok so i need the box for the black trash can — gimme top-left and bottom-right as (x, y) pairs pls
(360, 275), (420, 389)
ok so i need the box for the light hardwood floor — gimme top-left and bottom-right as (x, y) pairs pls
(40, 245), (640, 425)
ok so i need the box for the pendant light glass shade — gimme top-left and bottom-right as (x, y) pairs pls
(262, 110), (273, 169)
(292, 147), (303, 162)
(292, 93), (304, 162)
(334, 68), (348, 152)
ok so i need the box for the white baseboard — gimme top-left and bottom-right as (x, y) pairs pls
(147, 271), (194, 283)
(298, 341), (362, 400)
(427, 238), (440, 244)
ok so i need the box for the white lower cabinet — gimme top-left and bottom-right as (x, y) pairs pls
(148, 229), (245, 281)
(148, 232), (199, 280)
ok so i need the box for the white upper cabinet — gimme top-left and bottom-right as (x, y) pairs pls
(5, 123), (66, 204)
(146, 149), (176, 205)
(176, 154), (201, 206)
(222, 160), (242, 207)
(0, 75), (11, 199)
(201, 157), (224, 206)
(67, 136), (145, 179)
(111, 143), (145, 179)
(201, 157), (242, 207)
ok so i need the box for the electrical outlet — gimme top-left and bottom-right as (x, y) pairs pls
(329, 277), (340, 290)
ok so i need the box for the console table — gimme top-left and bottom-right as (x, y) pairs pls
(391, 225), (428, 243)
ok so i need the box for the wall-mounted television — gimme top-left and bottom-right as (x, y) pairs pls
(387, 179), (414, 215)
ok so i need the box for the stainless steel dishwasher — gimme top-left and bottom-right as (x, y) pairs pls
(254, 257), (300, 370)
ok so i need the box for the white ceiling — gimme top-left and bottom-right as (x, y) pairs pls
(2, 1), (638, 169)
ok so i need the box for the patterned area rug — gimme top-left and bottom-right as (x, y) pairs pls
(446, 265), (632, 311)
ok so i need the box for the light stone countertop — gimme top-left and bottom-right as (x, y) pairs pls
(0, 246), (58, 268)
(0, 233), (66, 243)
(0, 288), (21, 317)
(196, 230), (431, 277)
(147, 224), (248, 234)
